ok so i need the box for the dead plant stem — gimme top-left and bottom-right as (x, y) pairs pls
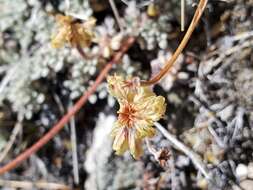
(154, 122), (210, 179)
(0, 114), (23, 163)
(109, 0), (124, 31)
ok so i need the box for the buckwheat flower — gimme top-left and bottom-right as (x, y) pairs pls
(107, 74), (166, 159)
(51, 14), (96, 48)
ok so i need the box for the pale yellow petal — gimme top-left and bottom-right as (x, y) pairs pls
(107, 74), (136, 102)
(128, 129), (143, 159)
(110, 121), (122, 137)
(135, 95), (166, 122)
(112, 127), (128, 155)
(51, 27), (70, 48)
(107, 74), (125, 99)
(134, 86), (155, 102)
(134, 120), (156, 138)
(82, 17), (97, 30)
(55, 14), (73, 26)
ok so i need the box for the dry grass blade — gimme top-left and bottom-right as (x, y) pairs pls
(69, 103), (79, 185)
(109, 0), (124, 31)
(181, 0), (185, 31)
(0, 179), (70, 190)
(0, 115), (23, 163)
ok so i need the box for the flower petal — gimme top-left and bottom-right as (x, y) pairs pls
(107, 74), (137, 102)
(107, 75), (126, 99)
(112, 127), (128, 155)
(135, 95), (166, 122)
(128, 129), (143, 159)
(134, 120), (156, 138)
(51, 27), (70, 48)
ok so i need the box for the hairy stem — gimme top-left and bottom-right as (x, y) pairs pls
(141, 0), (208, 86)
(0, 37), (135, 175)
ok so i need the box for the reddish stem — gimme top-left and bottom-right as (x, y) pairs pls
(140, 0), (207, 86)
(0, 37), (135, 175)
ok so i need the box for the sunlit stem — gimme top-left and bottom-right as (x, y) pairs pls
(109, 0), (124, 31)
(140, 0), (208, 86)
(181, 0), (185, 31)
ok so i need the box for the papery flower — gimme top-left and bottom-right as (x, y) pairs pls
(51, 14), (96, 48)
(107, 74), (166, 159)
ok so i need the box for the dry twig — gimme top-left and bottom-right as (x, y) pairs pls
(109, 0), (124, 31)
(69, 103), (79, 185)
(181, 0), (185, 31)
(154, 122), (210, 179)
(0, 115), (23, 163)
(0, 179), (70, 190)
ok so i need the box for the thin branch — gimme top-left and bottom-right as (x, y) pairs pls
(109, 0), (124, 31)
(54, 95), (79, 183)
(0, 179), (70, 190)
(181, 0), (185, 31)
(69, 102), (79, 185)
(145, 138), (157, 156)
(0, 65), (18, 95)
(207, 126), (226, 148)
(76, 45), (95, 60)
(141, 0), (208, 86)
(76, 45), (88, 59)
(154, 122), (210, 179)
(0, 37), (135, 175)
(0, 115), (23, 163)
(120, 0), (152, 8)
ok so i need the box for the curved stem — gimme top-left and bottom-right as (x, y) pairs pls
(76, 45), (88, 59)
(0, 37), (135, 175)
(141, 0), (208, 86)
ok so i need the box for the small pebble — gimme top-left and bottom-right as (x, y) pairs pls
(248, 163), (253, 178)
(233, 180), (253, 190)
(236, 164), (248, 180)
(197, 178), (208, 190)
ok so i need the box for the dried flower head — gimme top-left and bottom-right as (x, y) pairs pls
(107, 74), (166, 159)
(147, 3), (159, 17)
(51, 14), (96, 48)
(155, 148), (171, 167)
